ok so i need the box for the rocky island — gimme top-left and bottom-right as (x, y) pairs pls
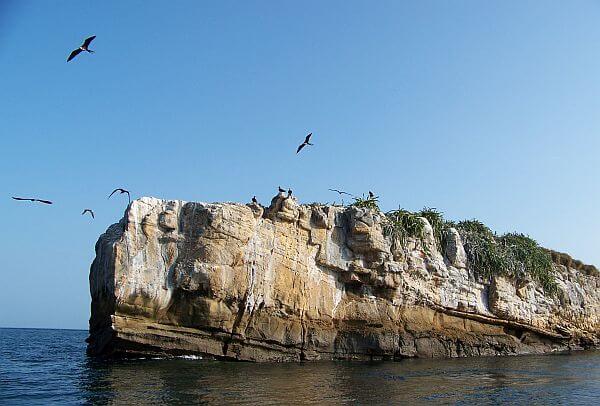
(87, 193), (600, 361)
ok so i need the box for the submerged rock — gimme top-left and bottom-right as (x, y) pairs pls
(87, 197), (600, 361)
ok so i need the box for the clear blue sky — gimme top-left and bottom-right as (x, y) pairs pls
(1, 1), (599, 329)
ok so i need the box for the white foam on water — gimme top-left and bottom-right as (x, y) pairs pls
(178, 355), (203, 360)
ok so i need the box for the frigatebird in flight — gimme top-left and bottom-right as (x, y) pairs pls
(67, 35), (96, 62)
(328, 188), (353, 197)
(82, 209), (95, 219)
(12, 197), (53, 205)
(108, 188), (131, 203)
(296, 133), (313, 154)
(328, 188), (354, 205)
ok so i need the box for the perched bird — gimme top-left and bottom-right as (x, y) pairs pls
(368, 191), (375, 199)
(82, 209), (95, 219)
(108, 188), (131, 203)
(12, 197), (52, 205)
(287, 189), (293, 197)
(252, 196), (258, 204)
(296, 133), (313, 154)
(278, 186), (286, 194)
(328, 188), (353, 197)
(67, 35), (96, 62)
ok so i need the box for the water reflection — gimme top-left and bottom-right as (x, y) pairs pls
(76, 353), (600, 405)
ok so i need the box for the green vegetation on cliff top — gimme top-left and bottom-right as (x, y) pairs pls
(350, 195), (558, 294)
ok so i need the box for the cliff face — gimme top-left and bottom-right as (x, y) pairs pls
(88, 195), (600, 361)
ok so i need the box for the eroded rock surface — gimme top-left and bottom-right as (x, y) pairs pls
(88, 197), (600, 361)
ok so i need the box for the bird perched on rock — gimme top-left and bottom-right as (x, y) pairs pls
(296, 133), (313, 154)
(287, 189), (293, 198)
(278, 186), (286, 194)
(82, 209), (95, 219)
(368, 191), (375, 199)
(12, 196), (52, 205)
(252, 196), (258, 204)
(67, 35), (96, 62)
(108, 188), (131, 203)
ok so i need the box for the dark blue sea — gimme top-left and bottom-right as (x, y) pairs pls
(1, 328), (600, 405)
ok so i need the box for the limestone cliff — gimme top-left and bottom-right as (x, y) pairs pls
(87, 195), (600, 361)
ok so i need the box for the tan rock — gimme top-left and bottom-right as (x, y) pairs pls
(444, 228), (467, 268)
(87, 197), (600, 360)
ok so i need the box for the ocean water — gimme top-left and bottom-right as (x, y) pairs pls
(1, 328), (600, 405)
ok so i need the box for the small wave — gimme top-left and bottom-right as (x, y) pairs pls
(178, 355), (203, 360)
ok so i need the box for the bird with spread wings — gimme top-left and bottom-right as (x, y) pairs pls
(12, 196), (53, 205)
(108, 188), (131, 203)
(328, 188), (354, 197)
(67, 35), (96, 62)
(82, 209), (95, 219)
(296, 133), (314, 154)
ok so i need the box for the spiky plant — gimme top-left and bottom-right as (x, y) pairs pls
(351, 194), (380, 211)
(499, 233), (557, 295)
(456, 220), (508, 280)
(455, 220), (558, 295)
(456, 219), (496, 240)
(383, 208), (425, 249)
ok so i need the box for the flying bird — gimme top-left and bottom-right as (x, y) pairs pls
(108, 188), (131, 203)
(12, 197), (53, 205)
(82, 209), (95, 219)
(328, 188), (354, 206)
(328, 188), (353, 197)
(296, 133), (313, 154)
(67, 35), (96, 62)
